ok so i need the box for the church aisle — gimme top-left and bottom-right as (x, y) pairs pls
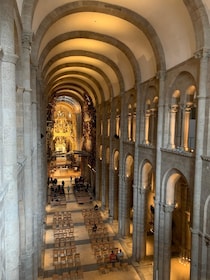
(40, 177), (142, 280)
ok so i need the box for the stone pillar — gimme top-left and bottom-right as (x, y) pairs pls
(128, 113), (132, 141)
(132, 82), (142, 261)
(105, 162), (110, 208)
(118, 92), (127, 236)
(132, 184), (140, 260)
(182, 105), (191, 151)
(202, 237), (210, 279)
(191, 48), (210, 280)
(31, 64), (39, 279)
(116, 115), (120, 136)
(1, 44), (20, 280)
(168, 105), (178, 149)
(132, 113), (136, 142)
(119, 175), (132, 237)
(133, 187), (148, 260)
(153, 70), (166, 280)
(21, 32), (34, 280)
(109, 167), (114, 221)
(35, 75), (47, 272)
(95, 110), (101, 200)
(101, 114), (107, 210)
(149, 108), (157, 146)
(162, 204), (174, 280)
(0, 0), (20, 278)
(113, 169), (119, 219)
(143, 110), (150, 144)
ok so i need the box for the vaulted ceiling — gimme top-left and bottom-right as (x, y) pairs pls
(17, 0), (210, 107)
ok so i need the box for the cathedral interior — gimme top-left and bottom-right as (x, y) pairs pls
(1, 1), (210, 280)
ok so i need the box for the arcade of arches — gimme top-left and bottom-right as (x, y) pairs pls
(0, 1), (210, 280)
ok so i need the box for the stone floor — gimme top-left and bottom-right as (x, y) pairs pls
(39, 173), (190, 280)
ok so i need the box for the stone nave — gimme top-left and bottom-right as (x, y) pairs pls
(0, 1), (210, 280)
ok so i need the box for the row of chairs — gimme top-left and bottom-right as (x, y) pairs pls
(53, 247), (77, 258)
(53, 253), (81, 270)
(52, 269), (83, 280)
(82, 207), (129, 275)
(98, 261), (129, 274)
(93, 245), (118, 259)
(54, 239), (75, 249)
(54, 230), (74, 239)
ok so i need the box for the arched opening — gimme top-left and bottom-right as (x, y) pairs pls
(164, 170), (191, 280)
(125, 154), (134, 235)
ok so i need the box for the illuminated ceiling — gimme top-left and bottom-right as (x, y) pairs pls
(18, 0), (209, 107)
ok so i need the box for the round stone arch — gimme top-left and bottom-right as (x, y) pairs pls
(140, 159), (154, 190)
(113, 149), (119, 171)
(162, 168), (188, 206)
(125, 154), (134, 178)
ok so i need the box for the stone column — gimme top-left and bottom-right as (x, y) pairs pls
(116, 115), (120, 136)
(132, 113), (136, 142)
(31, 64), (39, 279)
(153, 70), (166, 280)
(119, 175), (132, 236)
(36, 76), (45, 270)
(107, 118), (110, 136)
(191, 48), (210, 279)
(113, 169), (119, 219)
(133, 187), (148, 260)
(118, 91), (129, 236)
(149, 109), (156, 146)
(109, 167), (114, 221)
(168, 105), (178, 149)
(162, 204), (174, 280)
(202, 237), (210, 279)
(21, 32), (34, 280)
(105, 162), (110, 208)
(101, 113), (107, 210)
(132, 82), (142, 261)
(128, 113), (132, 141)
(132, 184), (140, 260)
(0, 0), (20, 278)
(95, 110), (101, 200)
(143, 110), (150, 144)
(181, 105), (191, 151)
(1, 45), (20, 280)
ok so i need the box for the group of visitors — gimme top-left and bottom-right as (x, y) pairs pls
(48, 177), (65, 202)
(109, 249), (124, 263)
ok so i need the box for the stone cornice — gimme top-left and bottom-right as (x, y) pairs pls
(201, 155), (210, 162)
(161, 147), (194, 158)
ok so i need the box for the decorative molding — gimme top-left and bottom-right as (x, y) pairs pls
(16, 86), (25, 94)
(161, 147), (194, 158)
(163, 204), (174, 213)
(2, 52), (18, 64)
(194, 48), (210, 59)
(155, 70), (166, 80)
(201, 155), (210, 162)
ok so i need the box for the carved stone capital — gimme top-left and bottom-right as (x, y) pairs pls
(156, 70), (166, 80)
(194, 48), (210, 59)
(22, 32), (33, 48)
(163, 203), (174, 213)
